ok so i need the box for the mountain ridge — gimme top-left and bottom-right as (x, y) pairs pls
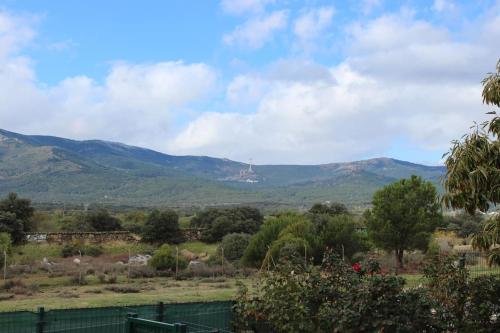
(0, 128), (446, 208)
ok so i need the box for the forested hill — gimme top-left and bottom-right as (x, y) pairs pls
(0, 129), (445, 209)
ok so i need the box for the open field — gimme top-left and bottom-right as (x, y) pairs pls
(0, 276), (251, 312)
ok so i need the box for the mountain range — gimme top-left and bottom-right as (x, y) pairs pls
(0, 129), (445, 210)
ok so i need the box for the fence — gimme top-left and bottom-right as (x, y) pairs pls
(456, 250), (500, 278)
(0, 301), (234, 333)
(125, 316), (187, 333)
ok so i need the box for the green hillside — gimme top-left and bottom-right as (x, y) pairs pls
(0, 129), (445, 208)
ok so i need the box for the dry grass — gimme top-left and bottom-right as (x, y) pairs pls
(0, 276), (251, 312)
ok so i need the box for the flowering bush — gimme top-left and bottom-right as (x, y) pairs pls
(235, 251), (500, 333)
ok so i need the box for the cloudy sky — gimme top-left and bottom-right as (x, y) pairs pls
(0, 0), (499, 165)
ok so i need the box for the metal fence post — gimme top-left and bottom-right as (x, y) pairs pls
(125, 313), (138, 333)
(175, 323), (187, 333)
(36, 306), (45, 333)
(157, 301), (164, 322)
(459, 253), (466, 269)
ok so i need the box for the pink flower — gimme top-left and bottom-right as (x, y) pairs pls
(352, 262), (361, 273)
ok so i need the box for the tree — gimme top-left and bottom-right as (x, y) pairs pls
(0, 193), (35, 243)
(365, 176), (442, 268)
(85, 209), (122, 231)
(0, 193), (35, 223)
(142, 210), (184, 244)
(220, 233), (251, 262)
(0, 212), (24, 244)
(192, 206), (264, 243)
(320, 214), (370, 261)
(242, 213), (303, 267)
(203, 216), (233, 243)
(309, 202), (348, 216)
(442, 59), (500, 264)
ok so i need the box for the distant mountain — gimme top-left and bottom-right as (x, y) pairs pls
(0, 129), (445, 209)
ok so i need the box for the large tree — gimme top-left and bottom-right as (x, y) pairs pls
(365, 176), (442, 268)
(85, 208), (122, 232)
(442, 59), (500, 264)
(142, 209), (184, 244)
(0, 193), (35, 244)
(309, 202), (349, 216)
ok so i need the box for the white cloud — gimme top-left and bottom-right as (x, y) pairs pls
(223, 10), (288, 49)
(2, 7), (500, 165)
(220, 0), (275, 15)
(171, 11), (499, 164)
(0, 11), (217, 151)
(346, 11), (497, 83)
(293, 7), (334, 49)
(0, 11), (37, 60)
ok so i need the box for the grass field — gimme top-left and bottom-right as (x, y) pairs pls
(0, 276), (251, 312)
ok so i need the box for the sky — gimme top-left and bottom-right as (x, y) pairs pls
(0, 0), (499, 165)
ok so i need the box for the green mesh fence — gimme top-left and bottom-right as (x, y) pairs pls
(0, 301), (234, 333)
(0, 311), (37, 333)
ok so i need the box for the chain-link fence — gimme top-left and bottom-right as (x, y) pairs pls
(0, 301), (234, 333)
(455, 250), (500, 278)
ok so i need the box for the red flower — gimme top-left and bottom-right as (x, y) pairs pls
(352, 262), (361, 273)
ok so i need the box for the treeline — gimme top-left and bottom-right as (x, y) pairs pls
(0, 174), (486, 270)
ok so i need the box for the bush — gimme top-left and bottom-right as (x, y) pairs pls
(142, 210), (184, 244)
(319, 214), (370, 261)
(61, 243), (103, 257)
(242, 213), (303, 267)
(424, 255), (500, 331)
(235, 251), (461, 333)
(309, 202), (348, 216)
(129, 266), (156, 278)
(464, 276), (500, 332)
(0, 193), (35, 244)
(219, 233), (250, 262)
(105, 285), (140, 293)
(149, 244), (187, 271)
(192, 207), (263, 243)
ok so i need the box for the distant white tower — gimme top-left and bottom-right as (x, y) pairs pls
(248, 158), (253, 173)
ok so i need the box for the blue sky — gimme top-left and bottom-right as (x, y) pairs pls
(0, 0), (499, 165)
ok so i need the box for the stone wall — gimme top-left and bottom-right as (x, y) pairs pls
(25, 228), (206, 244)
(26, 231), (139, 244)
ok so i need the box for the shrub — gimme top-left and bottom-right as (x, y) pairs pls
(0, 193), (35, 244)
(97, 273), (118, 284)
(219, 233), (250, 262)
(242, 213), (303, 267)
(192, 207), (263, 243)
(129, 266), (156, 278)
(149, 244), (187, 271)
(319, 214), (370, 262)
(85, 209), (123, 231)
(2, 279), (26, 291)
(105, 285), (140, 293)
(69, 273), (88, 286)
(464, 276), (500, 332)
(424, 254), (468, 328)
(267, 234), (309, 266)
(424, 256), (500, 332)
(235, 251), (456, 333)
(142, 210), (184, 244)
(309, 202), (348, 216)
(61, 242), (103, 257)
